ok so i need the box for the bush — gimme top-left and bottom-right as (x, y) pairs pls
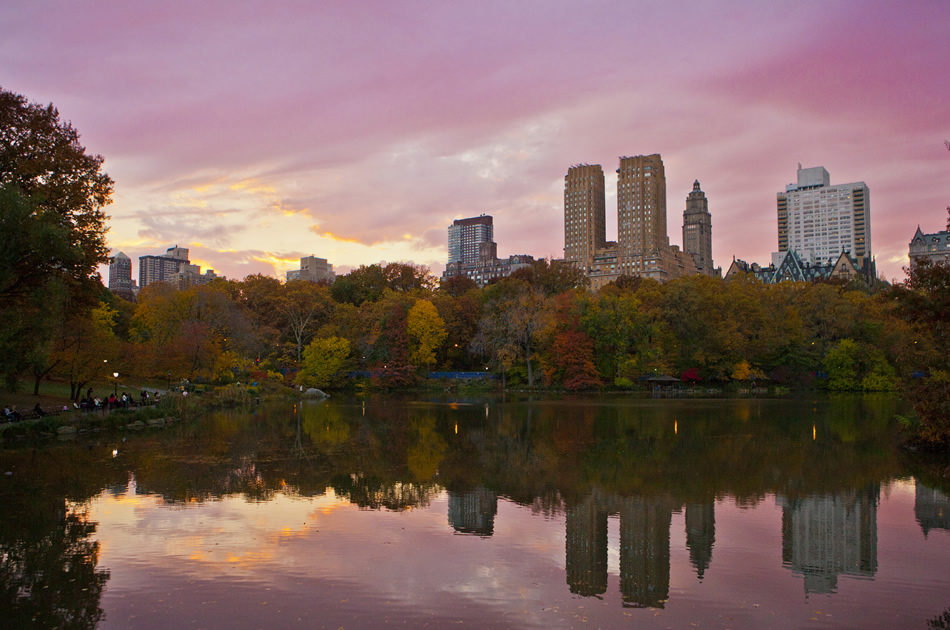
(614, 377), (635, 389)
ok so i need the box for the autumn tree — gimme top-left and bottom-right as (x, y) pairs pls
(541, 292), (601, 390)
(297, 336), (351, 389)
(472, 279), (549, 386)
(331, 263), (433, 307)
(439, 274), (478, 297)
(49, 304), (119, 400)
(233, 274), (284, 361)
(280, 280), (335, 363)
(431, 290), (481, 370)
(406, 299), (447, 372)
(509, 258), (589, 295)
(131, 283), (249, 381)
(892, 257), (950, 448)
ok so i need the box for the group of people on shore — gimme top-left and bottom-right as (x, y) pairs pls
(3, 388), (163, 423)
(79, 389), (159, 410)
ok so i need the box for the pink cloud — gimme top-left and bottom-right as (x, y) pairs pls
(4, 1), (947, 284)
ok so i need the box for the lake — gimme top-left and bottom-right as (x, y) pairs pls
(2, 393), (949, 629)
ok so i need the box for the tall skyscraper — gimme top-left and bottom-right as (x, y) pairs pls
(683, 180), (715, 276)
(108, 251), (134, 299)
(563, 164), (606, 272)
(564, 153), (702, 286)
(777, 165), (870, 264)
(448, 215), (494, 265)
(617, 154), (668, 276)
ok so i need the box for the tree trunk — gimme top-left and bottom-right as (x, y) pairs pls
(526, 346), (534, 387)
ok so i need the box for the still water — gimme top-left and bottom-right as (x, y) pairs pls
(2, 394), (950, 629)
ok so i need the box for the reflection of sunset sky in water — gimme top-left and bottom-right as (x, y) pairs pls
(88, 477), (950, 629)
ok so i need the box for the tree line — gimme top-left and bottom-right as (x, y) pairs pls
(38, 257), (939, 398)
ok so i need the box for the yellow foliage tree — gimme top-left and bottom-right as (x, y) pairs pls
(298, 336), (350, 389)
(407, 299), (447, 370)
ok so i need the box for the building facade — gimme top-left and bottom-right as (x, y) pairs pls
(908, 225), (950, 267)
(563, 154), (704, 288)
(286, 256), (335, 283)
(777, 165), (870, 265)
(108, 251), (135, 299)
(176, 264), (220, 287)
(777, 487), (878, 595)
(683, 180), (716, 276)
(563, 164), (606, 272)
(443, 254), (535, 288)
(138, 246), (223, 289)
(617, 154), (668, 275)
(448, 215), (494, 265)
(139, 246), (190, 289)
(725, 249), (876, 286)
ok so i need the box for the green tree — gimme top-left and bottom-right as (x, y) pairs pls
(0, 88), (113, 294)
(298, 336), (351, 389)
(0, 87), (113, 388)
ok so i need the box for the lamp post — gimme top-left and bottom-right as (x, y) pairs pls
(113, 372), (119, 397)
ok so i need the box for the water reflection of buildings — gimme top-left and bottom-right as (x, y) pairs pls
(619, 497), (673, 608)
(565, 495), (609, 596)
(563, 494), (706, 607)
(915, 482), (950, 536)
(447, 487), (498, 536)
(777, 487), (879, 594)
(685, 502), (715, 580)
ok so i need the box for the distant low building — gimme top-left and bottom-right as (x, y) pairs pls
(725, 250), (876, 286)
(286, 256), (335, 283)
(139, 246), (225, 290)
(443, 254), (535, 288)
(908, 225), (950, 267)
(176, 263), (221, 288)
(139, 246), (191, 289)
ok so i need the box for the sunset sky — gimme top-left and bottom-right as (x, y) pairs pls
(3, 1), (947, 283)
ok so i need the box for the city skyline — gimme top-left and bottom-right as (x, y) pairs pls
(2, 2), (947, 283)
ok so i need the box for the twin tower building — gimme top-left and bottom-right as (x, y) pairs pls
(444, 153), (716, 289)
(565, 154), (716, 289)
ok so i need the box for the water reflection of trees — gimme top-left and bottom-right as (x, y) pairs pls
(0, 448), (115, 628)
(0, 394), (910, 613)
(7, 394), (903, 511)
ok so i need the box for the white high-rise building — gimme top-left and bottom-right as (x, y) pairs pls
(777, 165), (870, 265)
